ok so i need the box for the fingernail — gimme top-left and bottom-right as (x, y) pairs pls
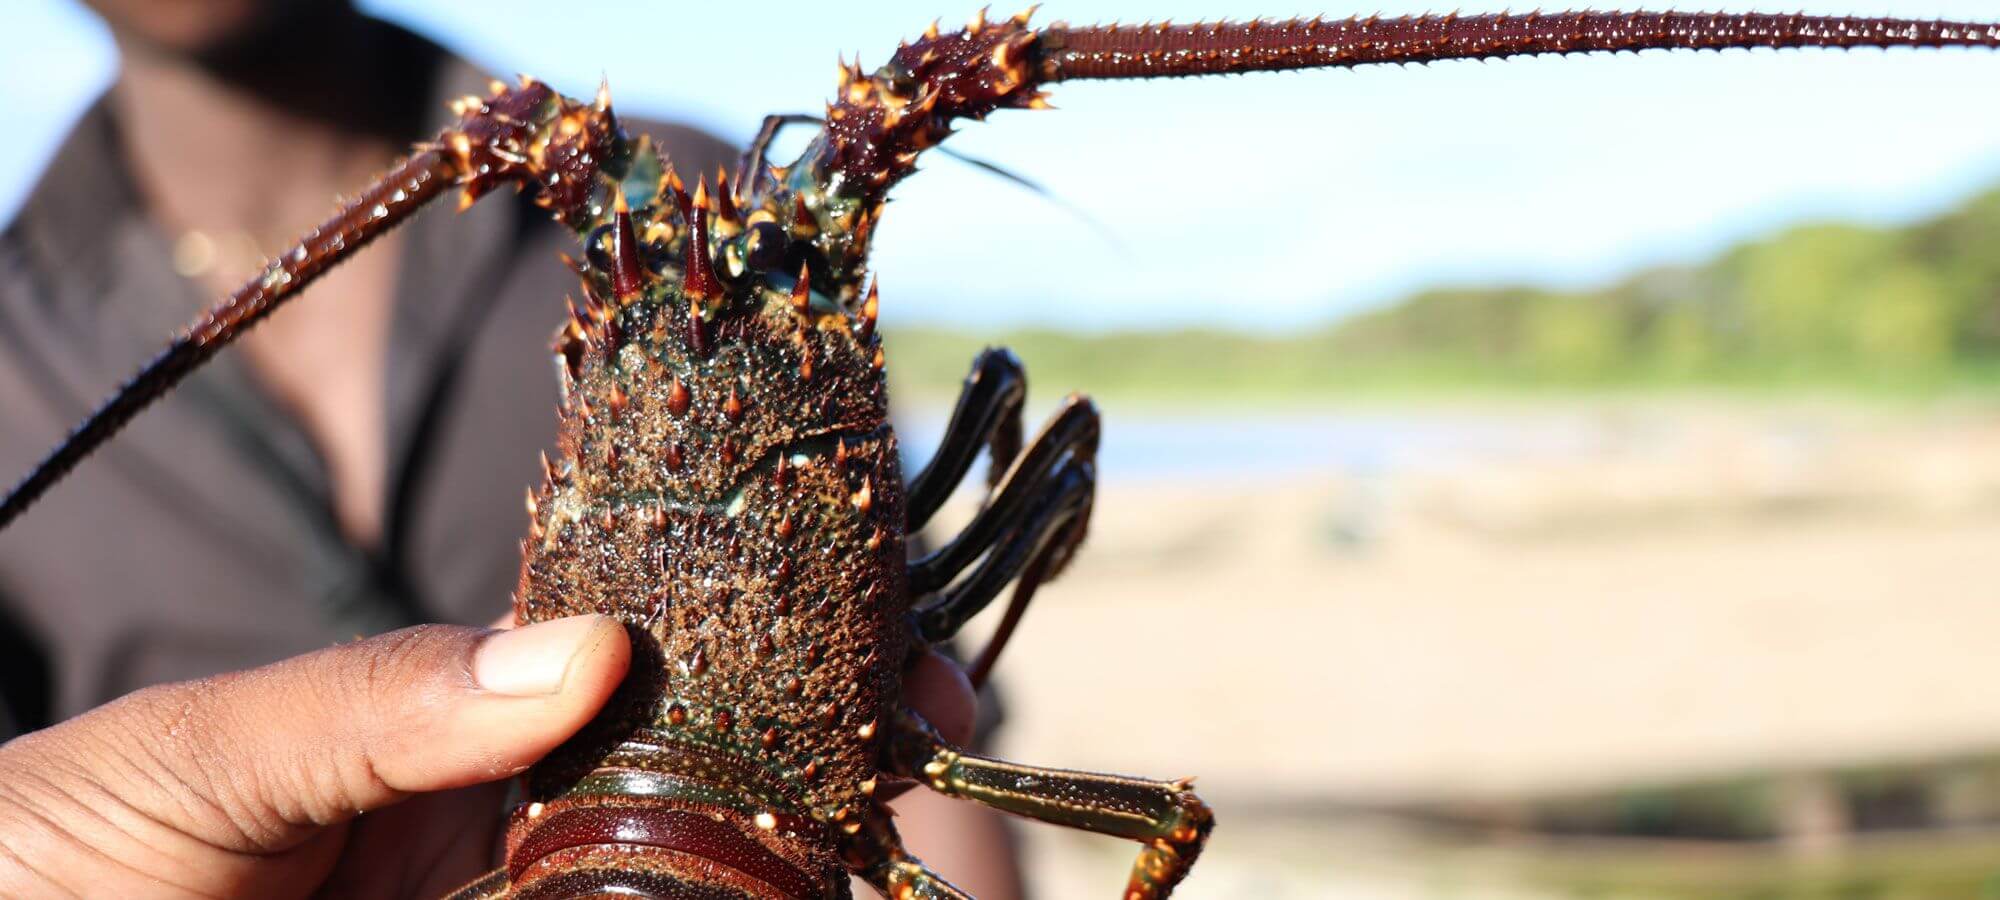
(474, 615), (613, 696)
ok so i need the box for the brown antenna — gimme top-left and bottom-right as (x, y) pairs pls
(1038, 12), (2000, 81)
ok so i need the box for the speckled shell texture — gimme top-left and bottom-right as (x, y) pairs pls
(511, 163), (905, 892)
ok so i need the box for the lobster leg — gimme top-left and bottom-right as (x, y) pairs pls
(882, 710), (1213, 900)
(841, 805), (976, 900)
(909, 393), (1097, 685)
(912, 455), (1091, 687)
(908, 394), (1097, 594)
(961, 549), (1053, 690)
(441, 868), (510, 900)
(905, 348), (1027, 530)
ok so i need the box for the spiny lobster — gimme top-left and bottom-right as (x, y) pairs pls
(4, 8), (1999, 899)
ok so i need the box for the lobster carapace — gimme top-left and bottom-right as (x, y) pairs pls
(5, 9), (2000, 899)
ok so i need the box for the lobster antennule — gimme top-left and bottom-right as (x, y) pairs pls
(1036, 12), (2000, 81)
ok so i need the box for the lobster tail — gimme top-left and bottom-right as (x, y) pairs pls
(498, 793), (839, 899)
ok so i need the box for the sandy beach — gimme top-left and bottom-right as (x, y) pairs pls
(911, 403), (2000, 898)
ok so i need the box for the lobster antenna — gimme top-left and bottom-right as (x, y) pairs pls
(815, 8), (2000, 204)
(784, 8), (2000, 293)
(1035, 12), (2000, 81)
(0, 150), (456, 530)
(931, 146), (1126, 251)
(0, 79), (626, 530)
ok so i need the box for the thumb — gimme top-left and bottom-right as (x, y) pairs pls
(1, 616), (628, 857)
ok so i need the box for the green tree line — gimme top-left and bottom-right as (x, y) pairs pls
(886, 185), (2000, 405)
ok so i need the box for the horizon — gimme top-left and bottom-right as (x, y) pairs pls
(4, 1), (2000, 333)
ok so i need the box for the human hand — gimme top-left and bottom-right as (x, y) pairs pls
(0, 616), (986, 899)
(0, 616), (630, 899)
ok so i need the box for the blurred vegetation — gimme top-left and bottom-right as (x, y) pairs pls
(1523, 836), (2000, 900)
(886, 187), (2000, 408)
(1498, 756), (2000, 899)
(1522, 758), (2000, 841)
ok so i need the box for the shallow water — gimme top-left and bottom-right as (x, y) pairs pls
(897, 409), (1602, 483)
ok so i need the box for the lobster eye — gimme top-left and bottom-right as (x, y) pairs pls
(583, 223), (618, 273)
(743, 221), (790, 272)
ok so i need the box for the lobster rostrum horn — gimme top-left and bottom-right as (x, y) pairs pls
(5, 8), (2000, 900)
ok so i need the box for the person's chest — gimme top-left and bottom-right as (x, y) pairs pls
(0, 93), (740, 725)
(0, 192), (569, 722)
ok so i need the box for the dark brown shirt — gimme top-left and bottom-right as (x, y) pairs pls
(0, 53), (735, 731)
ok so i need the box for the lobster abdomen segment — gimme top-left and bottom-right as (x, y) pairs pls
(506, 802), (831, 899)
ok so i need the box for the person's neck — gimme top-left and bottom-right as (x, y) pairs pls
(109, 18), (435, 259)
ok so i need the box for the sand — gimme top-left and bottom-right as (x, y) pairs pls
(913, 405), (2000, 897)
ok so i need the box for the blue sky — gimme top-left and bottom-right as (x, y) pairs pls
(5, 1), (2000, 331)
